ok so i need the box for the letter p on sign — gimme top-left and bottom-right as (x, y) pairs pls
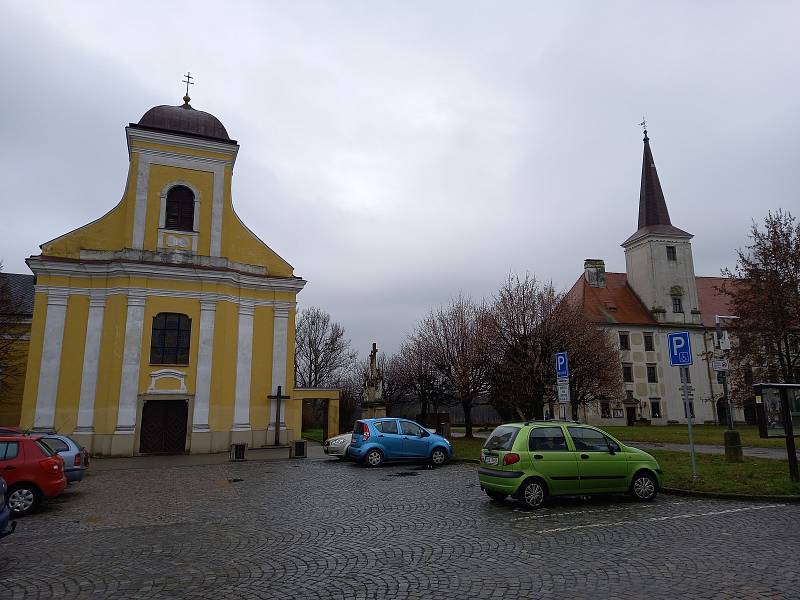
(668, 332), (693, 367)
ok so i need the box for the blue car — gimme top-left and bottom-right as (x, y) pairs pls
(1, 475), (15, 540)
(348, 418), (452, 467)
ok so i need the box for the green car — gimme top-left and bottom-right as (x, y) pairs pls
(478, 421), (663, 508)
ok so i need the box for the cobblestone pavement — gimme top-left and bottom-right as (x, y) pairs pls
(2, 458), (799, 599)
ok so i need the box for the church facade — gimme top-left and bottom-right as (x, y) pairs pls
(19, 95), (338, 455)
(568, 130), (742, 427)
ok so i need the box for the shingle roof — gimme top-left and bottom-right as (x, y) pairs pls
(622, 132), (692, 246)
(0, 273), (35, 316)
(695, 276), (736, 328)
(567, 272), (657, 325)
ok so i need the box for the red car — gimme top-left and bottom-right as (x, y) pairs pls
(0, 434), (67, 516)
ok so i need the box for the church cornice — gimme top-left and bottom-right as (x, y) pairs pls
(126, 127), (239, 165)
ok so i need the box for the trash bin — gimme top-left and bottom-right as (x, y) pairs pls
(290, 440), (307, 458)
(230, 442), (248, 462)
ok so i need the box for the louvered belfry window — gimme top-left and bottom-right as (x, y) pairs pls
(164, 185), (195, 231)
(150, 313), (191, 365)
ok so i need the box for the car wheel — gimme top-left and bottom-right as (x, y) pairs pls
(630, 471), (658, 501)
(7, 484), (40, 516)
(365, 449), (383, 467)
(519, 479), (547, 509)
(430, 447), (447, 466)
(485, 490), (507, 502)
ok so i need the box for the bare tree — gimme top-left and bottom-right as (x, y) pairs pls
(294, 306), (357, 389)
(553, 301), (624, 420)
(722, 210), (800, 397)
(486, 274), (561, 421)
(413, 295), (490, 438)
(0, 264), (28, 404)
(398, 338), (452, 422)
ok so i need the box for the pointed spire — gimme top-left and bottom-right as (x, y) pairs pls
(622, 127), (692, 246)
(638, 130), (672, 228)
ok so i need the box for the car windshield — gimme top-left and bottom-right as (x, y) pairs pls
(484, 425), (520, 450)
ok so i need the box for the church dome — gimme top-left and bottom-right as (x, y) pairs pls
(136, 97), (232, 142)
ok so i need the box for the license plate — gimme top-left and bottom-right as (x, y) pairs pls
(483, 455), (498, 465)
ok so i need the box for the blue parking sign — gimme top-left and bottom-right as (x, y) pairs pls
(555, 352), (569, 378)
(668, 332), (693, 367)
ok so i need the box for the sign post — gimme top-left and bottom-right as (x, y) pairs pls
(555, 352), (570, 420)
(668, 331), (698, 481)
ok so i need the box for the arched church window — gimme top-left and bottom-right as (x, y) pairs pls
(150, 312), (191, 365)
(164, 185), (195, 231)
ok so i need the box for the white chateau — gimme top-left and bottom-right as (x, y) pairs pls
(568, 129), (746, 427)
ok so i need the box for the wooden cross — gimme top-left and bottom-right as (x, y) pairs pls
(182, 71), (194, 96)
(268, 385), (291, 446)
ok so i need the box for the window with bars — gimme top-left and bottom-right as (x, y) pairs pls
(150, 313), (191, 365)
(650, 399), (662, 419)
(666, 245), (677, 261)
(647, 364), (658, 383)
(623, 364), (633, 383)
(672, 296), (683, 313)
(164, 185), (195, 231)
(619, 332), (630, 350)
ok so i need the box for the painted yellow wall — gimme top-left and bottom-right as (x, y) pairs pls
(40, 156), (137, 258)
(92, 295), (128, 434)
(53, 295), (89, 432)
(19, 293), (48, 428)
(249, 306), (274, 430)
(208, 301), (238, 431)
(138, 297), (201, 395)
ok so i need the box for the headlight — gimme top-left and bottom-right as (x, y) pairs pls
(331, 438), (345, 446)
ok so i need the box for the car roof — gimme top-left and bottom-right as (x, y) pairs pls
(0, 434), (43, 441)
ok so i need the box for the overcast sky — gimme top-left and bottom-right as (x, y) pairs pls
(1, 1), (798, 356)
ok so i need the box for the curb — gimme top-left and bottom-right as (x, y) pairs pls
(662, 487), (800, 503)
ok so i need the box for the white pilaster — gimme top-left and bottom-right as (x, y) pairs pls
(75, 293), (106, 433)
(232, 302), (255, 431)
(33, 291), (69, 431)
(193, 300), (217, 432)
(132, 155), (151, 250)
(268, 306), (290, 429)
(115, 294), (146, 433)
(210, 165), (224, 256)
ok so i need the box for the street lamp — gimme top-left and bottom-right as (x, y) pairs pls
(715, 315), (743, 462)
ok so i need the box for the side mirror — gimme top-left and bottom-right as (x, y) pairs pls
(420, 430), (429, 438)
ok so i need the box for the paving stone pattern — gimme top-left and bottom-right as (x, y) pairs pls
(2, 459), (799, 599)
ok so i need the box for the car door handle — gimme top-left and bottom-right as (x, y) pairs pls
(3, 465), (15, 470)
(580, 454), (590, 459)
(377, 435), (384, 438)
(533, 454), (543, 460)
(402, 436), (409, 439)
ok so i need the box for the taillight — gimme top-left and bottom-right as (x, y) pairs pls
(503, 453), (520, 465)
(363, 428), (370, 442)
(39, 457), (61, 473)
(74, 452), (81, 466)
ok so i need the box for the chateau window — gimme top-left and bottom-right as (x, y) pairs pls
(650, 399), (662, 418)
(672, 296), (683, 313)
(600, 402), (611, 418)
(623, 364), (633, 383)
(150, 312), (191, 365)
(165, 185), (195, 232)
(619, 332), (630, 350)
(644, 333), (654, 352)
(666, 246), (677, 261)
(647, 364), (658, 383)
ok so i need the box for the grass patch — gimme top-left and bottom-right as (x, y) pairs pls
(647, 449), (800, 496)
(451, 437), (486, 461)
(302, 428), (324, 443)
(603, 424), (785, 449)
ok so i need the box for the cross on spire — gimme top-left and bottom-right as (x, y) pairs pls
(182, 71), (194, 104)
(638, 116), (649, 142)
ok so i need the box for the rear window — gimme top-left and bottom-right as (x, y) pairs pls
(353, 421), (367, 435)
(43, 437), (70, 453)
(484, 426), (521, 451)
(34, 440), (55, 457)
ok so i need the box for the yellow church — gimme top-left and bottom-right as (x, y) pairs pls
(19, 93), (339, 456)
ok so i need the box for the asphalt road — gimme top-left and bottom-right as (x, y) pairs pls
(2, 458), (798, 599)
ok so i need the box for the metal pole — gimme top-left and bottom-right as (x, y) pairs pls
(779, 387), (799, 482)
(720, 370), (734, 430)
(274, 385), (282, 447)
(683, 366), (698, 481)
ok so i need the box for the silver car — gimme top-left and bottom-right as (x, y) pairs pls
(41, 434), (89, 483)
(322, 433), (351, 459)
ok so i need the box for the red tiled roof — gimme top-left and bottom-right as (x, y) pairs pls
(695, 276), (736, 328)
(567, 272), (657, 325)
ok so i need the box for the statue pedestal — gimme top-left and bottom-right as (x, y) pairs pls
(361, 403), (387, 419)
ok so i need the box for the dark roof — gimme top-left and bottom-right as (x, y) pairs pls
(131, 97), (235, 144)
(0, 273), (35, 316)
(695, 276), (737, 328)
(622, 132), (691, 246)
(566, 272), (657, 325)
